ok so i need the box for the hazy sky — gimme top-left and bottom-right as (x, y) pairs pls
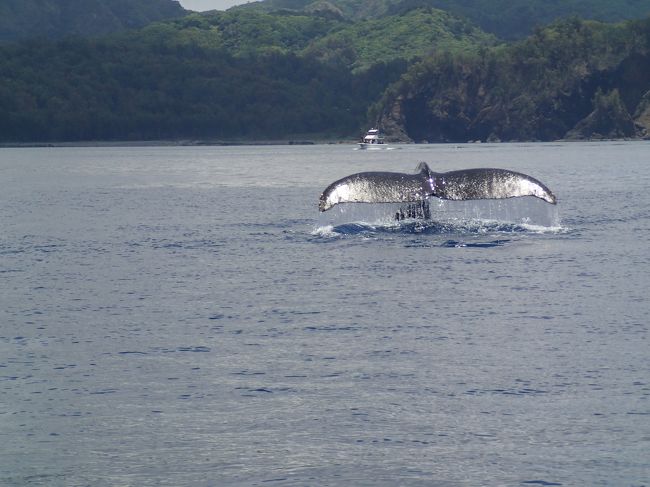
(178, 0), (252, 11)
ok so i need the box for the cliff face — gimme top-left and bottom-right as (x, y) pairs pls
(634, 90), (650, 136)
(0, 0), (186, 42)
(375, 19), (650, 142)
(565, 89), (638, 140)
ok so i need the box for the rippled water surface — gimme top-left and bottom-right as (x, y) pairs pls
(1, 142), (649, 486)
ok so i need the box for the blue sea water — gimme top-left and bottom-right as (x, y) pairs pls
(1, 142), (649, 486)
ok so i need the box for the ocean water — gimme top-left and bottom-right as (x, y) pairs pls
(1, 142), (649, 486)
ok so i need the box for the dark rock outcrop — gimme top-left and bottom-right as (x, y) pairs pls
(565, 89), (639, 140)
(633, 90), (650, 137)
(374, 19), (650, 142)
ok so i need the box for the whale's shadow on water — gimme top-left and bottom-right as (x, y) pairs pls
(313, 197), (563, 247)
(314, 220), (519, 248)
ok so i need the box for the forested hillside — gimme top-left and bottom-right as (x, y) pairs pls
(395, 0), (650, 39)
(1, 3), (650, 143)
(0, 0), (186, 42)
(0, 10), (408, 142)
(0, 8), (491, 142)
(0, 39), (359, 141)
(235, 0), (650, 38)
(375, 17), (650, 142)
(303, 7), (496, 71)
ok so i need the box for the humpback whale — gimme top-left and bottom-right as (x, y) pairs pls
(319, 162), (556, 216)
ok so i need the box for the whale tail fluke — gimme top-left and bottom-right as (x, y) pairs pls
(319, 163), (556, 212)
(434, 168), (557, 205)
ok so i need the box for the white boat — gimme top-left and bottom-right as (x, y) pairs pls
(358, 128), (386, 149)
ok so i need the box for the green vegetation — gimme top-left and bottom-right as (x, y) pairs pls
(565, 88), (637, 140)
(394, 0), (650, 39)
(0, 7), (486, 142)
(0, 0), (186, 42)
(375, 17), (650, 142)
(233, 0), (394, 19)
(0, 37), (365, 141)
(304, 7), (497, 71)
(1, 1), (650, 143)
(160, 10), (338, 56)
(236, 0), (650, 38)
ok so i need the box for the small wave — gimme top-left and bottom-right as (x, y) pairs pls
(317, 198), (563, 230)
(313, 218), (563, 238)
(521, 481), (562, 486)
(441, 239), (510, 248)
(311, 223), (383, 238)
(127, 237), (224, 251)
